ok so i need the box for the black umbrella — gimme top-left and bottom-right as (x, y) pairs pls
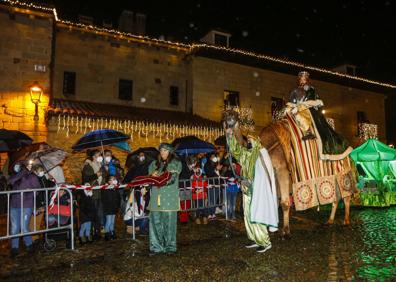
(125, 147), (159, 169)
(214, 135), (226, 147)
(0, 129), (33, 152)
(172, 135), (215, 156)
(8, 142), (50, 174)
(72, 129), (130, 151)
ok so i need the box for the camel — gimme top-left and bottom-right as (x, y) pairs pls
(228, 121), (352, 238)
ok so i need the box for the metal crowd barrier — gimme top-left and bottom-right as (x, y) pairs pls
(129, 177), (229, 241)
(0, 187), (74, 250)
(0, 177), (230, 250)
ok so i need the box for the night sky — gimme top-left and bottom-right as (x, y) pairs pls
(35, 0), (396, 84)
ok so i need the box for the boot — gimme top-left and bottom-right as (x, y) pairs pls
(195, 218), (201, 225)
(87, 235), (93, 243)
(111, 231), (116, 240)
(202, 217), (208, 225)
(104, 232), (111, 241)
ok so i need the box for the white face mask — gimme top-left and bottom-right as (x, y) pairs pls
(37, 171), (45, 177)
(212, 157), (219, 163)
(138, 156), (145, 162)
(111, 179), (118, 185)
(96, 156), (103, 163)
(105, 156), (112, 163)
(14, 164), (21, 173)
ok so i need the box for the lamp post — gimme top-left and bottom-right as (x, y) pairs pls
(29, 82), (42, 121)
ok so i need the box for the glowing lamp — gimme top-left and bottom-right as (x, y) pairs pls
(29, 82), (43, 121)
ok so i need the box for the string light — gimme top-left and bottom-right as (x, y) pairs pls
(358, 123), (378, 140)
(3, 0), (396, 90)
(55, 114), (222, 143)
(190, 44), (396, 89)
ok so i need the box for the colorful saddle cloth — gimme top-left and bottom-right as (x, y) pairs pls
(284, 112), (355, 210)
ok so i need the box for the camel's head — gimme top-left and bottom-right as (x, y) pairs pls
(222, 109), (239, 129)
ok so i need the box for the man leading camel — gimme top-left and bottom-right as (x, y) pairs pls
(226, 123), (278, 253)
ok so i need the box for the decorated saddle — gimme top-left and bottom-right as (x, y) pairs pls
(275, 111), (356, 211)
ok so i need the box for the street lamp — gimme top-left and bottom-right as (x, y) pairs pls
(29, 82), (42, 121)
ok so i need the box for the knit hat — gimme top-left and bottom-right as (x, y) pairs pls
(159, 143), (175, 153)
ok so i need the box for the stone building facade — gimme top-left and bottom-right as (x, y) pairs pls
(0, 1), (395, 182)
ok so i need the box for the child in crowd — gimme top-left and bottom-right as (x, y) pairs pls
(78, 187), (96, 244)
(102, 176), (120, 241)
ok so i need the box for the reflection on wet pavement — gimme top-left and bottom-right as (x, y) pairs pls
(0, 207), (395, 281)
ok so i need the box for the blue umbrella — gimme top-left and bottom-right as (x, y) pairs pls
(111, 141), (132, 152)
(72, 129), (130, 151)
(172, 135), (215, 156)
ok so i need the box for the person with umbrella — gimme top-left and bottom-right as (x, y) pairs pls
(82, 149), (106, 240)
(148, 143), (182, 255)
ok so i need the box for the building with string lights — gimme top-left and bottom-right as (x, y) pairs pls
(0, 0), (395, 181)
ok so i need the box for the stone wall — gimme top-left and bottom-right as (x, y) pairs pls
(0, 6), (53, 169)
(52, 25), (190, 112)
(0, 6), (53, 142)
(191, 57), (387, 146)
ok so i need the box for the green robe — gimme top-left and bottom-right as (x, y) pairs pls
(228, 135), (271, 247)
(148, 159), (182, 211)
(148, 158), (182, 253)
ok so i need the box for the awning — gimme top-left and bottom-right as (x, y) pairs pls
(47, 98), (220, 128)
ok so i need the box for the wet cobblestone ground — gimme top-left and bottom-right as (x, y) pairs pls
(1, 206), (395, 281)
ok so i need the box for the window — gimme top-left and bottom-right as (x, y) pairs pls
(170, 86), (179, 106)
(63, 71), (76, 96)
(214, 33), (227, 46)
(224, 90), (240, 108)
(119, 79), (133, 101)
(271, 97), (285, 121)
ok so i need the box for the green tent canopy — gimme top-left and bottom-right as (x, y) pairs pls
(351, 139), (396, 182)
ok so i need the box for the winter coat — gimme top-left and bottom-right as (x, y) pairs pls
(9, 169), (41, 208)
(101, 188), (120, 215)
(82, 159), (106, 201)
(104, 158), (124, 180)
(123, 161), (150, 183)
(78, 190), (96, 224)
(36, 176), (55, 209)
(204, 161), (219, 178)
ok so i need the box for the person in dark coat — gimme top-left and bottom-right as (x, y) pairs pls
(30, 166), (55, 243)
(179, 156), (196, 223)
(81, 149), (106, 239)
(123, 152), (151, 234)
(8, 161), (41, 257)
(102, 175), (120, 240)
(78, 189), (96, 244)
(204, 153), (222, 220)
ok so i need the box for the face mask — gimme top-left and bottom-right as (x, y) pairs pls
(139, 156), (145, 162)
(105, 156), (112, 163)
(212, 157), (218, 163)
(111, 179), (118, 185)
(37, 171), (45, 177)
(96, 156), (103, 163)
(14, 164), (21, 173)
